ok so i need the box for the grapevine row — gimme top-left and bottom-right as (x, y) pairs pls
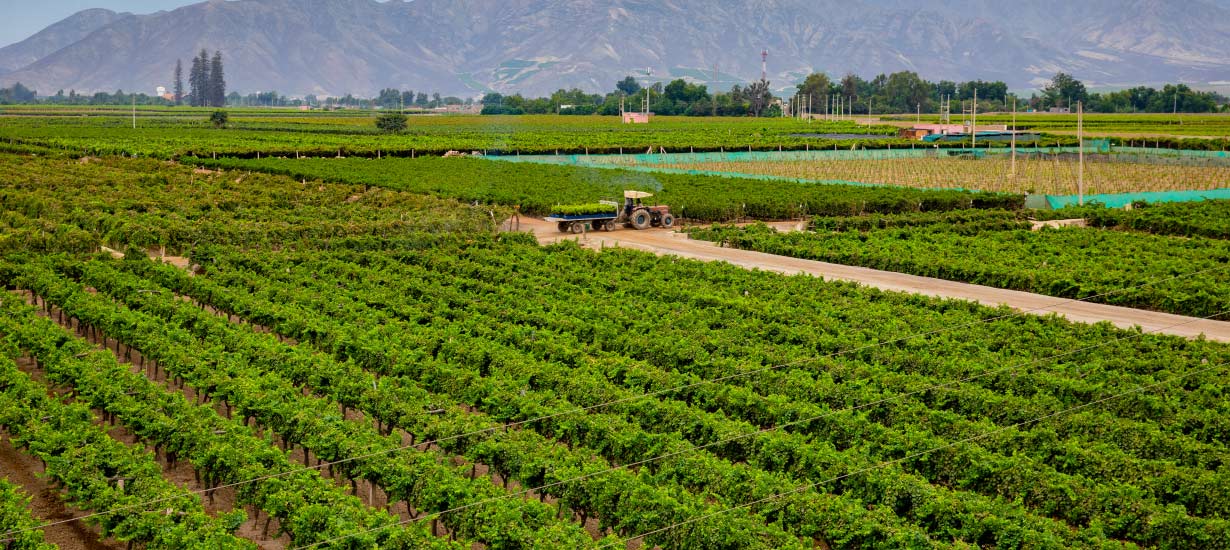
(165, 250), (1230, 546)
(0, 317), (254, 549)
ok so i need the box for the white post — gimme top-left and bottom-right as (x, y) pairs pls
(1010, 97), (1017, 177)
(132, 95), (136, 129)
(1078, 100), (1084, 205)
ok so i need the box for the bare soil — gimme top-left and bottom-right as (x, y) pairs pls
(1030, 218), (1088, 230)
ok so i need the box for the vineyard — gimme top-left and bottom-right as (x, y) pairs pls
(2, 112), (1230, 550)
(3, 236), (1230, 548)
(880, 113), (1230, 138)
(688, 208), (1230, 317)
(590, 150), (1230, 195)
(187, 156), (1021, 220)
(0, 113), (901, 158)
(1042, 200), (1230, 239)
(0, 154), (496, 254)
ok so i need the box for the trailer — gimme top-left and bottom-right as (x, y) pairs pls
(545, 190), (675, 233)
(545, 211), (620, 233)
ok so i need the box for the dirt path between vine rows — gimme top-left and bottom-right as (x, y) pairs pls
(510, 217), (1230, 343)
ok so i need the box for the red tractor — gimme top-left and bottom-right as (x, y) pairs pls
(619, 190), (674, 230)
(546, 191), (675, 233)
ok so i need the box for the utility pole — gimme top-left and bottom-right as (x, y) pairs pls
(1078, 100), (1085, 205)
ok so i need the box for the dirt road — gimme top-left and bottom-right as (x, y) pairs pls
(510, 217), (1230, 342)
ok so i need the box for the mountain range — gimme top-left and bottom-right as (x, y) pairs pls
(1, 0), (1228, 98)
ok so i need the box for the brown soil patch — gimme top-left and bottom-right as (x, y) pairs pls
(0, 435), (124, 550)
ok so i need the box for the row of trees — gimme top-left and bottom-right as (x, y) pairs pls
(373, 88), (471, 109)
(6, 87), (170, 106)
(3, 68), (1224, 115)
(476, 72), (1227, 117)
(179, 49), (226, 107)
(480, 76), (776, 117)
(0, 82), (36, 103)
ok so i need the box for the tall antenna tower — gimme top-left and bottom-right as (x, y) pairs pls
(761, 49), (768, 81)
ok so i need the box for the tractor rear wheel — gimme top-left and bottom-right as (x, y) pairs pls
(660, 213), (676, 228)
(631, 209), (652, 230)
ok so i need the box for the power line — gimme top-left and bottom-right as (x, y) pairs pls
(289, 309), (1228, 550)
(3, 263), (1227, 542)
(598, 360), (1228, 549)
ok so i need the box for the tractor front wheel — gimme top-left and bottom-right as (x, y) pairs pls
(660, 213), (676, 228)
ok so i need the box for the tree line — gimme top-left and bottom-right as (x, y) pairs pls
(475, 71), (1228, 117)
(479, 76), (776, 117)
(2, 66), (1225, 115)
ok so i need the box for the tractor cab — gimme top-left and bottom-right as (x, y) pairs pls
(622, 190), (654, 216)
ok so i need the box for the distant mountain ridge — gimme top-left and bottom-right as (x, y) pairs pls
(1, 0), (1228, 97)
(0, 8), (132, 74)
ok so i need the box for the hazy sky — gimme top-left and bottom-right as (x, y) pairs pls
(0, 1), (193, 47)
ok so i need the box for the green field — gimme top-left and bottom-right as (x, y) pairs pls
(189, 155), (1020, 221)
(2, 111), (1229, 550)
(0, 111), (900, 158)
(689, 207), (1230, 317)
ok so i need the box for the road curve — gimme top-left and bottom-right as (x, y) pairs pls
(509, 217), (1230, 343)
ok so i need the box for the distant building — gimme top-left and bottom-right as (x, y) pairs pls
(899, 123), (1008, 140)
(1048, 107), (1071, 114)
(298, 105), (311, 111)
(622, 112), (653, 124)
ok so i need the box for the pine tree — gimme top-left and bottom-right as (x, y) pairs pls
(208, 51), (226, 107)
(198, 49), (211, 106)
(173, 59), (184, 105)
(188, 55), (202, 106)
(188, 49), (210, 107)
